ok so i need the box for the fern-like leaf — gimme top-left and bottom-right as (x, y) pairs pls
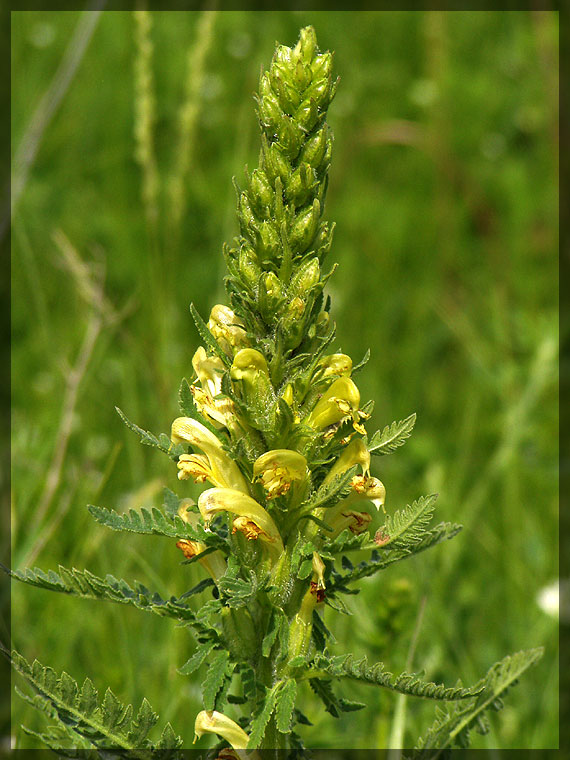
(4, 564), (217, 633)
(87, 503), (213, 544)
(376, 494), (439, 550)
(115, 407), (182, 458)
(247, 682), (282, 749)
(304, 653), (484, 701)
(6, 647), (183, 751)
(412, 647), (544, 755)
(367, 413), (416, 456)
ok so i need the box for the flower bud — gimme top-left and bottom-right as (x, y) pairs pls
(261, 136), (290, 186)
(270, 66), (301, 113)
(299, 125), (329, 170)
(237, 192), (256, 235)
(194, 710), (250, 750)
(248, 169), (274, 219)
(294, 25), (317, 64)
(258, 271), (284, 322)
(306, 376), (360, 430)
(294, 59), (311, 90)
(277, 115), (304, 159)
(290, 199), (321, 255)
(290, 257), (320, 296)
(286, 163), (318, 207)
(295, 96), (320, 132)
(311, 51), (333, 82)
(258, 89), (282, 132)
(281, 296), (307, 350)
(253, 449), (308, 499)
(238, 246), (261, 289)
(253, 219), (281, 262)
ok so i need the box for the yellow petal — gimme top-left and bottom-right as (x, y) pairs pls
(323, 438), (370, 485)
(198, 488), (283, 552)
(194, 710), (250, 750)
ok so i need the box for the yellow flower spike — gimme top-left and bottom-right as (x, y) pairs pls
(171, 417), (248, 493)
(316, 353), (353, 379)
(253, 449), (308, 499)
(207, 305), (248, 354)
(305, 376), (360, 430)
(198, 487), (284, 555)
(323, 438), (371, 486)
(194, 710), (250, 750)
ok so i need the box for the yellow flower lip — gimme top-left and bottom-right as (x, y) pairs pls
(306, 376), (360, 430)
(171, 417), (248, 493)
(253, 449), (308, 499)
(349, 475), (386, 510)
(198, 487), (284, 552)
(194, 709), (250, 750)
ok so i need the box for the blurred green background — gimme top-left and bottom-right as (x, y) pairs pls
(10, 10), (558, 750)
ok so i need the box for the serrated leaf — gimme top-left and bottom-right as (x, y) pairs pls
(6, 647), (182, 750)
(368, 413), (416, 456)
(304, 653), (484, 701)
(5, 563), (219, 633)
(178, 643), (216, 676)
(203, 650), (231, 710)
(247, 682), (281, 749)
(115, 407), (177, 456)
(190, 303), (231, 367)
(276, 679), (297, 733)
(413, 647), (544, 755)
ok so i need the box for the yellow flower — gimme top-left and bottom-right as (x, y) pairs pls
(253, 449), (308, 499)
(328, 509), (372, 538)
(349, 474), (386, 511)
(194, 710), (250, 750)
(191, 347), (236, 430)
(323, 438), (370, 485)
(305, 376), (361, 431)
(207, 305), (248, 354)
(171, 417), (248, 493)
(198, 487), (284, 556)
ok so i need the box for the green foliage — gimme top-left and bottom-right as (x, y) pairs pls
(5, 564), (215, 631)
(305, 653), (483, 701)
(412, 648), (544, 754)
(6, 648), (183, 752)
(367, 413), (417, 456)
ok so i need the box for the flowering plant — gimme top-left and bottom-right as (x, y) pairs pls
(6, 25), (542, 754)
